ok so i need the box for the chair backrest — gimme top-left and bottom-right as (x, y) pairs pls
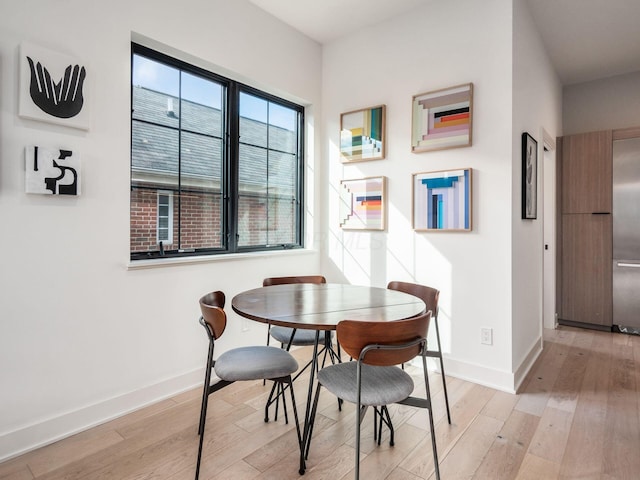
(336, 312), (431, 366)
(387, 281), (439, 318)
(263, 275), (327, 287)
(199, 291), (227, 340)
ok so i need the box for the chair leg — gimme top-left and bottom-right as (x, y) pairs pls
(434, 316), (451, 424)
(195, 417), (206, 480)
(422, 356), (440, 480)
(198, 343), (215, 436)
(195, 342), (215, 480)
(286, 376), (302, 444)
(264, 381), (280, 423)
(354, 404), (368, 480)
(304, 385), (320, 461)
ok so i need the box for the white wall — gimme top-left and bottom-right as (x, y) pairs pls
(563, 70), (640, 135)
(0, 0), (322, 460)
(321, 0), (516, 391)
(511, 0), (562, 387)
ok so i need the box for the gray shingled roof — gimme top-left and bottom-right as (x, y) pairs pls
(131, 87), (299, 193)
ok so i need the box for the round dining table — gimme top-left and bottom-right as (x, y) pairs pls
(231, 283), (426, 474)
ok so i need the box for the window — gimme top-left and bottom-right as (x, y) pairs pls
(130, 44), (305, 260)
(157, 191), (173, 245)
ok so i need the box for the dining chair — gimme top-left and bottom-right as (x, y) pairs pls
(387, 281), (450, 424)
(263, 275), (328, 348)
(195, 291), (302, 480)
(263, 275), (340, 373)
(308, 312), (441, 480)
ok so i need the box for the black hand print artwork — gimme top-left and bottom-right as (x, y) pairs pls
(27, 56), (86, 119)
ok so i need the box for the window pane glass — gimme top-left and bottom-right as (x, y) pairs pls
(176, 191), (223, 249)
(267, 197), (296, 244)
(178, 132), (223, 249)
(131, 121), (179, 177)
(268, 151), (296, 198)
(131, 187), (174, 253)
(238, 195), (267, 247)
(181, 72), (223, 137)
(132, 55), (180, 127)
(240, 93), (267, 148)
(269, 104), (297, 154)
(238, 144), (267, 193)
(181, 132), (223, 190)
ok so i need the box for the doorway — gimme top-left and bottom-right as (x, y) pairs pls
(541, 129), (557, 330)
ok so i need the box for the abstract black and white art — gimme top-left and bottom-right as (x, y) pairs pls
(19, 42), (89, 130)
(25, 146), (81, 196)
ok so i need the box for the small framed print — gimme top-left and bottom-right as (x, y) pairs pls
(411, 83), (473, 153)
(339, 176), (386, 230)
(19, 42), (90, 130)
(413, 168), (471, 231)
(340, 105), (386, 163)
(25, 146), (81, 196)
(521, 132), (538, 220)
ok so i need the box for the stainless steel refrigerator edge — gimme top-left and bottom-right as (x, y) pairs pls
(613, 137), (640, 332)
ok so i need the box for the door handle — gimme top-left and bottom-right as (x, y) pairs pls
(617, 262), (640, 268)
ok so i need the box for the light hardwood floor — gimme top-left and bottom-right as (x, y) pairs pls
(1, 326), (639, 479)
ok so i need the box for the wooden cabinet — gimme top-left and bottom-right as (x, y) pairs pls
(561, 130), (612, 214)
(560, 213), (612, 327)
(558, 130), (613, 330)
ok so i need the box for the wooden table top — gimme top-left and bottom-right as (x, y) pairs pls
(231, 283), (426, 330)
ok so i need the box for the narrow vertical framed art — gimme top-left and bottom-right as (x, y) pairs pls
(339, 176), (386, 230)
(521, 132), (537, 219)
(412, 168), (472, 231)
(340, 105), (386, 163)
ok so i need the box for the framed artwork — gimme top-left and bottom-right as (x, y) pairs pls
(411, 83), (473, 153)
(339, 176), (386, 230)
(19, 42), (90, 130)
(25, 146), (81, 195)
(412, 168), (472, 231)
(340, 105), (386, 162)
(522, 132), (538, 219)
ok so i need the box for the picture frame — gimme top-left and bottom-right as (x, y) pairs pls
(339, 176), (386, 230)
(412, 168), (472, 231)
(25, 146), (81, 196)
(521, 132), (538, 219)
(19, 42), (90, 131)
(340, 105), (386, 162)
(411, 83), (473, 153)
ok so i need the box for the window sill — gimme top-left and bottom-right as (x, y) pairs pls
(127, 248), (318, 270)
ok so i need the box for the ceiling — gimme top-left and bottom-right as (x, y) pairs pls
(249, 0), (640, 86)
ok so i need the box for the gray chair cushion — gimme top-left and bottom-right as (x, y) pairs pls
(214, 346), (298, 382)
(318, 361), (414, 406)
(270, 325), (329, 346)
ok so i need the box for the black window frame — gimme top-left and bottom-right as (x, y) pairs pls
(130, 43), (305, 261)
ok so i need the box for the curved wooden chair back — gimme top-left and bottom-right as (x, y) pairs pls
(387, 281), (439, 317)
(337, 312), (431, 366)
(263, 275), (327, 286)
(199, 291), (227, 340)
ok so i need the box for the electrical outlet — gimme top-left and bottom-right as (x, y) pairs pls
(481, 327), (493, 345)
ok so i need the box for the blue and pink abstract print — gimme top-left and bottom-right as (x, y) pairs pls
(413, 169), (471, 231)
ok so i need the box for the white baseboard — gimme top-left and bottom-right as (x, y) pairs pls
(0, 368), (204, 463)
(513, 336), (543, 392)
(437, 356), (517, 394)
(439, 337), (542, 394)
